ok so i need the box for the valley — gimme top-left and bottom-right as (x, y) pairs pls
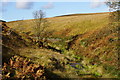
(2, 12), (119, 79)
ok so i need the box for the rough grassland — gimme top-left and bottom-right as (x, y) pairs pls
(3, 12), (119, 78)
(6, 12), (109, 37)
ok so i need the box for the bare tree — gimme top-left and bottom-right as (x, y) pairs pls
(105, 0), (120, 11)
(33, 10), (49, 47)
(105, 0), (120, 22)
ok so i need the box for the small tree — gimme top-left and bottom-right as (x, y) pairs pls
(105, 0), (120, 22)
(33, 10), (49, 47)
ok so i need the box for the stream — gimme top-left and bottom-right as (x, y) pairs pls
(69, 63), (84, 70)
(32, 37), (62, 43)
(32, 37), (85, 70)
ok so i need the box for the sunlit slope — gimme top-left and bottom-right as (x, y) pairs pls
(6, 12), (110, 37)
(69, 24), (119, 78)
(4, 12), (119, 78)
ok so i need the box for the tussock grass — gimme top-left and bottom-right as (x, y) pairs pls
(4, 12), (119, 78)
(6, 12), (109, 37)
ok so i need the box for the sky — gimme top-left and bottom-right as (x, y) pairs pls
(0, 1), (110, 22)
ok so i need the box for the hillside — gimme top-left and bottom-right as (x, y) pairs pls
(6, 12), (109, 37)
(2, 21), (80, 79)
(2, 12), (120, 79)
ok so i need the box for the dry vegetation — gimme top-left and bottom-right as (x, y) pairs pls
(6, 12), (109, 37)
(2, 12), (120, 79)
(2, 56), (45, 80)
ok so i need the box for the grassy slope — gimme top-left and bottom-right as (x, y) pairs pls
(5, 12), (119, 78)
(70, 24), (119, 78)
(6, 12), (109, 37)
(2, 22), (80, 78)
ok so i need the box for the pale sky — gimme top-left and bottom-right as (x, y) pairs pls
(1, 1), (109, 22)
